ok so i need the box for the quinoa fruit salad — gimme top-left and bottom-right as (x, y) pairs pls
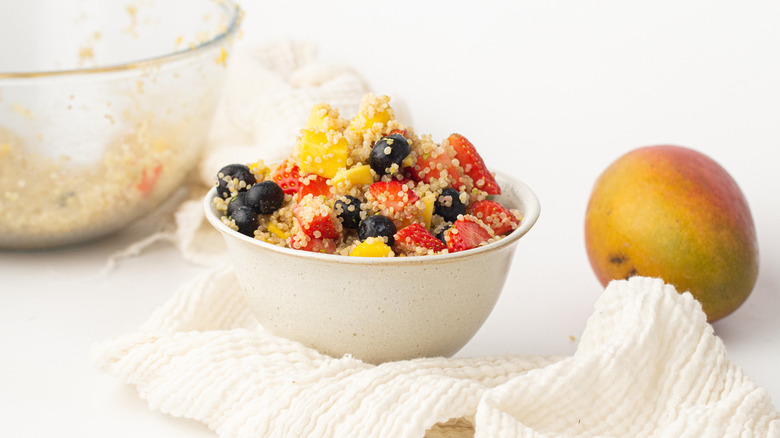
(213, 93), (523, 257)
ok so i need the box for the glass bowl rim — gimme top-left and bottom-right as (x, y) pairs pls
(0, 0), (242, 79)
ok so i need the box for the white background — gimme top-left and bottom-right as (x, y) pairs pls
(2, 1), (779, 436)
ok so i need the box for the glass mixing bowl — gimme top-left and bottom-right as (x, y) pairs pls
(0, 0), (241, 249)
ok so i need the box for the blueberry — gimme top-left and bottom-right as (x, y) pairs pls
(245, 181), (284, 215)
(436, 224), (451, 244)
(230, 206), (259, 237)
(369, 134), (411, 176)
(434, 188), (466, 222)
(358, 214), (397, 246)
(216, 164), (256, 198)
(226, 191), (247, 217)
(335, 195), (362, 229)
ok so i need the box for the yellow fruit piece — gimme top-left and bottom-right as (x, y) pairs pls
(331, 164), (374, 187)
(267, 223), (288, 239)
(346, 94), (394, 137)
(349, 109), (391, 134)
(350, 238), (393, 257)
(401, 154), (415, 168)
(298, 128), (349, 178)
(305, 103), (331, 131)
(304, 103), (348, 132)
(248, 161), (270, 180)
(420, 193), (436, 228)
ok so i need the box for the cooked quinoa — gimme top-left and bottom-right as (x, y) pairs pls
(0, 121), (197, 249)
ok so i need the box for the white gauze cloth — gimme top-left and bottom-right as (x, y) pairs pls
(91, 273), (780, 437)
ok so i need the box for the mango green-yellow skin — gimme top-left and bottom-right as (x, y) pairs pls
(584, 145), (758, 321)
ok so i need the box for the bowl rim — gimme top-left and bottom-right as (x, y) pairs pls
(203, 170), (541, 266)
(0, 0), (242, 79)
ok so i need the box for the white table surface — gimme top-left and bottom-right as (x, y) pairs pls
(2, 1), (779, 436)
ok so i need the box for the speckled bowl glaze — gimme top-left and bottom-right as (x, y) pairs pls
(204, 171), (540, 364)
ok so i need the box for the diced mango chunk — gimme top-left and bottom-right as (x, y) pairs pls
(420, 192), (436, 229)
(331, 164), (374, 187)
(304, 103), (346, 132)
(346, 93), (395, 139)
(248, 160), (270, 180)
(349, 109), (391, 133)
(349, 238), (393, 257)
(298, 129), (349, 178)
(305, 104), (329, 131)
(267, 222), (289, 239)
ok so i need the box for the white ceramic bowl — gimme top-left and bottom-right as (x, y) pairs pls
(0, 0), (241, 249)
(204, 171), (540, 363)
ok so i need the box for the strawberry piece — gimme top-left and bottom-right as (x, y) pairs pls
(271, 160), (301, 195)
(293, 198), (340, 239)
(390, 175), (416, 186)
(445, 216), (493, 252)
(368, 181), (420, 216)
(136, 163), (162, 196)
(448, 133), (500, 195)
(288, 231), (337, 254)
(469, 200), (519, 235)
(410, 146), (464, 188)
(388, 128), (408, 138)
(298, 174), (332, 199)
(394, 223), (446, 253)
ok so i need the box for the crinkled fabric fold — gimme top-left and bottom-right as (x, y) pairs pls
(92, 272), (780, 437)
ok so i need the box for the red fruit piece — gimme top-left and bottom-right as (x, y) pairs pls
(469, 200), (519, 235)
(410, 146), (464, 188)
(293, 197), (340, 239)
(368, 180), (420, 216)
(388, 128), (408, 138)
(271, 160), (301, 195)
(298, 174), (332, 199)
(390, 174), (416, 187)
(394, 223), (446, 253)
(136, 163), (162, 196)
(446, 216), (493, 252)
(448, 133), (500, 195)
(288, 231), (337, 254)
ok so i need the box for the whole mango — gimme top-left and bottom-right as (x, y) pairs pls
(584, 145), (758, 321)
